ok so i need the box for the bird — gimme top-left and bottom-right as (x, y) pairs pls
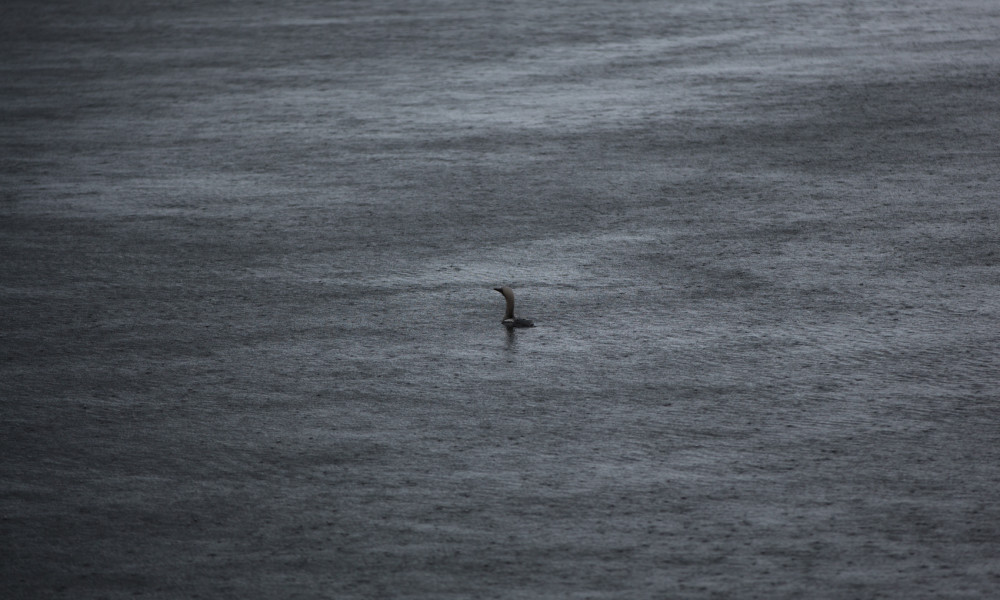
(493, 286), (535, 328)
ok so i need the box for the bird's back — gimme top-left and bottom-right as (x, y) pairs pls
(504, 317), (535, 328)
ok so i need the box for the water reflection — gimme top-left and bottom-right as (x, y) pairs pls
(503, 324), (517, 351)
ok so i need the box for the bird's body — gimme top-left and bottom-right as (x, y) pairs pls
(504, 317), (535, 328)
(494, 286), (535, 328)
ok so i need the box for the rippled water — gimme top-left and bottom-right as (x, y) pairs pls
(3, 0), (1000, 597)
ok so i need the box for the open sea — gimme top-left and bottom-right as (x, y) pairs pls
(3, 1), (1000, 597)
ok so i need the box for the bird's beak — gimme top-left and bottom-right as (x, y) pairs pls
(493, 287), (502, 292)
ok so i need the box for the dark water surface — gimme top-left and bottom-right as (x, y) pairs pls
(3, 1), (1000, 598)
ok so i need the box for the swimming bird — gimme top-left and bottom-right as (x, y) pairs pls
(493, 286), (535, 328)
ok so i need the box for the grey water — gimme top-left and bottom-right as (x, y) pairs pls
(3, 0), (1000, 597)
